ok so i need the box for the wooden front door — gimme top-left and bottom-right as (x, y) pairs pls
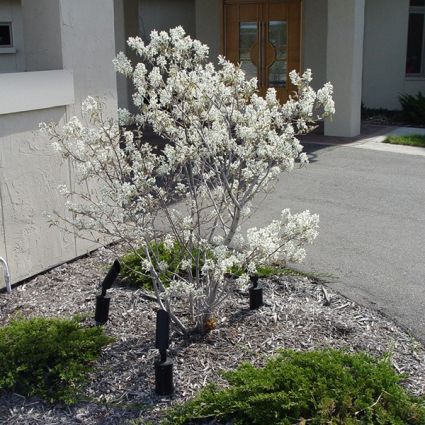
(223, 0), (301, 103)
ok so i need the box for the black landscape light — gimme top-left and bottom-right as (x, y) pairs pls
(249, 274), (263, 310)
(154, 309), (174, 396)
(95, 259), (121, 325)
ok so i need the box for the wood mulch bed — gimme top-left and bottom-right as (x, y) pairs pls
(1, 247), (425, 424)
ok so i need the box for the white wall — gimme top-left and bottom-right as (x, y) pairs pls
(325, 0), (365, 137)
(0, 70), (74, 114)
(0, 0), (25, 73)
(363, 0), (425, 110)
(302, 0), (327, 90)
(59, 0), (118, 116)
(0, 0), (118, 288)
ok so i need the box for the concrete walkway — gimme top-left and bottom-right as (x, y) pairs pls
(247, 125), (425, 342)
(302, 124), (425, 157)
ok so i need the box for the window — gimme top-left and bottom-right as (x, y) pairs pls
(406, 0), (425, 75)
(0, 23), (13, 48)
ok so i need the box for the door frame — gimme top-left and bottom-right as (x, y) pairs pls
(220, 0), (304, 85)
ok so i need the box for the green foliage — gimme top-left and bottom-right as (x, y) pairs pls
(229, 264), (313, 280)
(120, 241), (207, 289)
(121, 242), (179, 289)
(120, 241), (313, 289)
(164, 350), (425, 425)
(0, 316), (113, 404)
(385, 135), (425, 148)
(399, 92), (425, 125)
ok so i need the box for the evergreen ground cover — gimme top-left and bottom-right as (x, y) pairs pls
(0, 317), (112, 404)
(165, 350), (425, 425)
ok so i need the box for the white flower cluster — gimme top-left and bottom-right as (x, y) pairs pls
(43, 27), (334, 335)
(245, 209), (319, 265)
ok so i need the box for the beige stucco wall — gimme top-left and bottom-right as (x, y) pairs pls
(0, 0), (118, 288)
(21, 0), (62, 71)
(0, 107), (75, 287)
(0, 0), (25, 73)
(363, 0), (425, 110)
(59, 0), (117, 116)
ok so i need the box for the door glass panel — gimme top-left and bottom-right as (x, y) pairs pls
(239, 22), (257, 80)
(269, 60), (287, 88)
(268, 20), (287, 87)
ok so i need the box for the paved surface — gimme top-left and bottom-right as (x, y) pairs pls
(247, 139), (425, 342)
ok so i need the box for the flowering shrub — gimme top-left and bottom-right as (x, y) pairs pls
(41, 27), (334, 334)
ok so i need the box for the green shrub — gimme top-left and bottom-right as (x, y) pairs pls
(120, 242), (177, 289)
(165, 350), (425, 425)
(120, 241), (207, 289)
(399, 92), (425, 125)
(121, 241), (309, 289)
(0, 317), (113, 404)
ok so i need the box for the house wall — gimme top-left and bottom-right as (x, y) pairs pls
(0, 0), (25, 73)
(325, 0), (365, 137)
(0, 107), (75, 289)
(21, 0), (63, 71)
(195, 0), (221, 63)
(114, 0), (139, 110)
(362, 0), (425, 110)
(0, 0), (118, 288)
(302, 0), (327, 90)
(139, 0), (196, 40)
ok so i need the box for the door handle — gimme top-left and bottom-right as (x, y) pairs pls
(258, 21), (262, 89)
(259, 21), (267, 90)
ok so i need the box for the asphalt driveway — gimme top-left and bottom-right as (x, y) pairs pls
(247, 141), (425, 342)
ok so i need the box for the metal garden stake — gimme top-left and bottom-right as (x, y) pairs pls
(154, 309), (174, 396)
(95, 259), (121, 325)
(249, 274), (263, 309)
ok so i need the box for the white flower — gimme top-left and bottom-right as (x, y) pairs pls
(118, 108), (133, 126)
(113, 52), (133, 76)
(82, 96), (99, 117)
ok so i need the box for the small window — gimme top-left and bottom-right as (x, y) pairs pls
(0, 23), (13, 48)
(406, 0), (425, 75)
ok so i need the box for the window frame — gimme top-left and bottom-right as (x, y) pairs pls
(406, 3), (425, 78)
(0, 22), (13, 48)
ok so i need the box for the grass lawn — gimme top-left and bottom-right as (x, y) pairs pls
(384, 134), (425, 148)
